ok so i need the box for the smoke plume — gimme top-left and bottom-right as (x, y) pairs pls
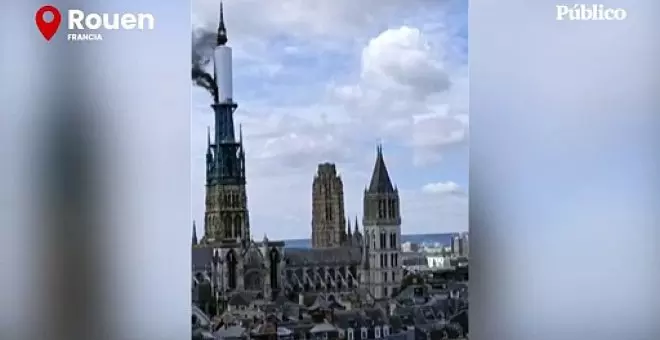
(192, 29), (218, 103)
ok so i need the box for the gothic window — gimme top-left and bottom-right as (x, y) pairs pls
(361, 327), (367, 339)
(375, 326), (381, 339)
(224, 216), (231, 238)
(383, 325), (390, 337)
(269, 248), (280, 290)
(380, 232), (386, 249)
(390, 233), (396, 249)
(234, 217), (241, 238)
(387, 199), (393, 218)
(325, 203), (331, 221)
(390, 254), (395, 267)
(226, 250), (237, 290)
(382, 272), (387, 282)
(392, 271), (396, 282)
(394, 254), (398, 266)
(347, 328), (354, 340)
(372, 231), (376, 248)
(384, 254), (388, 267)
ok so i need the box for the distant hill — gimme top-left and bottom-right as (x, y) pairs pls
(281, 233), (460, 249)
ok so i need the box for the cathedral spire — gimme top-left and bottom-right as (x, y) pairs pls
(347, 219), (352, 237)
(207, 126), (212, 146)
(367, 144), (395, 193)
(192, 220), (198, 245)
(354, 216), (359, 233)
(216, 1), (228, 46)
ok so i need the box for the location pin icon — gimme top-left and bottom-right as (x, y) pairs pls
(35, 5), (62, 41)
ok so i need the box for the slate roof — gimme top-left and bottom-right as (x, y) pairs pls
(331, 308), (407, 340)
(227, 292), (254, 307)
(367, 145), (395, 193)
(284, 247), (362, 266)
(308, 295), (345, 311)
(192, 247), (213, 269)
(333, 310), (370, 332)
(363, 307), (388, 326)
(213, 325), (246, 338)
(278, 320), (315, 334)
(450, 309), (468, 334)
(300, 293), (320, 307)
(250, 322), (277, 334)
(310, 322), (337, 333)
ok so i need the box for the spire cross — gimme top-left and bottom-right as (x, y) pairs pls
(216, 1), (228, 46)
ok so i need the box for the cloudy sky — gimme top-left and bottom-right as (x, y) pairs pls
(191, 0), (468, 240)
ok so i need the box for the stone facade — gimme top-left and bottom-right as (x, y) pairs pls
(204, 183), (250, 242)
(311, 163), (346, 248)
(361, 146), (403, 299)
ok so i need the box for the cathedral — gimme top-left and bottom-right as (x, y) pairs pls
(191, 4), (403, 305)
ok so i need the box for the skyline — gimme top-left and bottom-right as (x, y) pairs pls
(191, 0), (468, 239)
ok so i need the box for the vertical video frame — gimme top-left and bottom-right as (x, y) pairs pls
(191, 1), (468, 339)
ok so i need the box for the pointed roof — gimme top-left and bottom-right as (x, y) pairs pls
(367, 144), (395, 193)
(192, 221), (198, 245)
(216, 2), (228, 46)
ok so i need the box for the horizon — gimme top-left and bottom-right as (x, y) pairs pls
(278, 231), (463, 242)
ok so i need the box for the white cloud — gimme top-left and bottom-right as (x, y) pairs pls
(360, 26), (449, 97)
(330, 26), (468, 166)
(422, 181), (463, 195)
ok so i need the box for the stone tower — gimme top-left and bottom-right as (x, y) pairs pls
(362, 145), (402, 299)
(202, 3), (250, 244)
(311, 163), (347, 248)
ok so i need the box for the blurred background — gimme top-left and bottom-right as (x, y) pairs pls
(0, 0), (191, 339)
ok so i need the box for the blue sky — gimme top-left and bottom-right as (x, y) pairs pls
(191, 0), (469, 240)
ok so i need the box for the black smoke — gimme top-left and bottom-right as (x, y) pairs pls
(192, 29), (218, 103)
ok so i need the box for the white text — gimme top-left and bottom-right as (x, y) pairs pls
(556, 4), (627, 21)
(68, 10), (155, 30)
(67, 33), (103, 41)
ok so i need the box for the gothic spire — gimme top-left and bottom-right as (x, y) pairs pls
(192, 220), (198, 245)
(367, 144), (395, 193)
(354, 216), (359, 234)
(207, 126), (212, 146)
(216, 2), (228, 46)
(347, 219), (352, 237)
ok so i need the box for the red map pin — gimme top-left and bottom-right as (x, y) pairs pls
(35, 5), (62, 41)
